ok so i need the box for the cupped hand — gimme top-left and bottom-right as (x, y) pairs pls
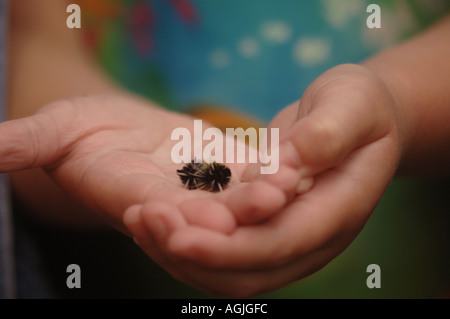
(125, 64), (405, 297)
(1, 93), (294, 234)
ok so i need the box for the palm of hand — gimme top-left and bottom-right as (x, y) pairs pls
(4, 94), (254, 232)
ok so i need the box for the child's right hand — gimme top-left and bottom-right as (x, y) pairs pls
(126, 63), (407, 297)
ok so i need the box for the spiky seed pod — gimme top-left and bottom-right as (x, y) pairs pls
(177, 160), (231, 192)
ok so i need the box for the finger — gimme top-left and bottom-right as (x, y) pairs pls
(165, 137), (397, 270)
(0, 115), (61, 172)
(126, 204), (341, 298)
(243, 145), (308, 198)
(122, 204), (145, 240)
(258, 164), (301, 200)
(139, 201), (188, 245)
(217, 180), (287, 225)
(138, 236), (222, 296)
(0, 101), (81, 172)
(296, 176), (314, 194)
(284, 84), (391, 177)
(159, 242), (339, 298)
(123, 205), (219, 296)
(177, 197), (236, 234)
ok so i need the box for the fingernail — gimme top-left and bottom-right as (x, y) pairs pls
(297, 177), (314, 194)
(123, 205), (143, 225)
(279, 141), (301, 169)
(148, 216), (167, 241)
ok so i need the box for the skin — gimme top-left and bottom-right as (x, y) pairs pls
(124, 64), (401, 297)
(3, 1), (450, 297)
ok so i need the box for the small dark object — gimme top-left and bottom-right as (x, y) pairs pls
(177, 160), (231, 192)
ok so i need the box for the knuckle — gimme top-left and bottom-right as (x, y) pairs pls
(37, 98), (78, 115)
(302, 117), (344, 164)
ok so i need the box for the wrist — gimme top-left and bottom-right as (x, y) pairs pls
(361, 62), (419, 169)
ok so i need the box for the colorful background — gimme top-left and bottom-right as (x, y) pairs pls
(18, 0), (450, 298)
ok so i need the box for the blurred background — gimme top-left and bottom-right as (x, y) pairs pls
(12, 0), (450, 298)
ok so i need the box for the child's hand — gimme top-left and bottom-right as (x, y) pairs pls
(1, 93), (297, 233)
(125, 64), (404, 297)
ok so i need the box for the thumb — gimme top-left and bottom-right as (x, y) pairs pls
(0, 101), (79, 172)
(281, 86), (390, 178)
